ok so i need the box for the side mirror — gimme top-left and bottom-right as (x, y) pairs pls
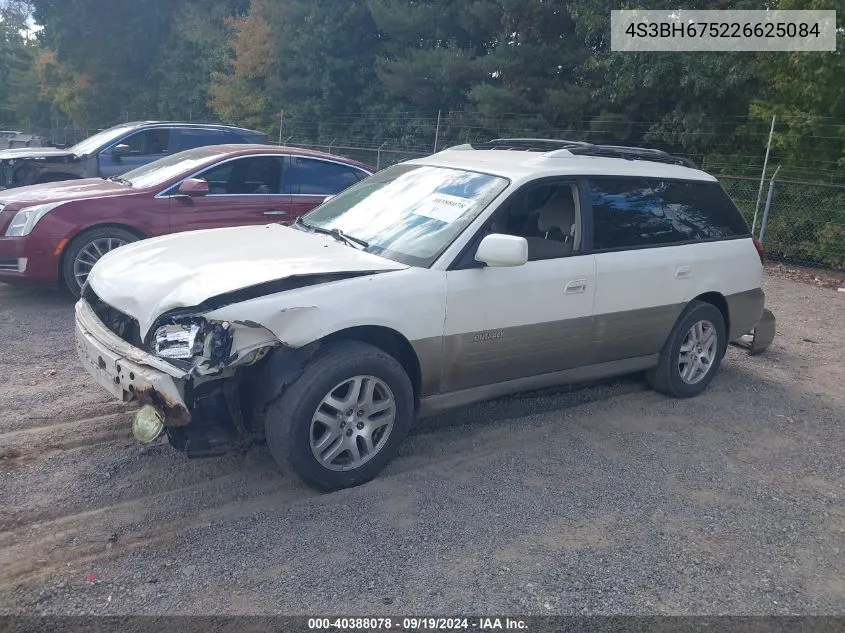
(110, 144), (131, 158)
(177, 178), (210, 197)
(475, 234), (528, 267)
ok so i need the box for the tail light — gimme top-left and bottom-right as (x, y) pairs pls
(752, 237), (765, 265)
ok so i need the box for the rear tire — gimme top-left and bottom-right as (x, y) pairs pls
(264, 341), (414, 491)
(647, 300), (727, 398)
(62, 227), (138, 298)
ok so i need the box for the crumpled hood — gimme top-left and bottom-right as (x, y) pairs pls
(87, 223), (408, 337)
(0, 178), (125, 205)
(0, 147), (75, 161)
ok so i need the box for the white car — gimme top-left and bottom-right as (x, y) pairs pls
(75, 139), (775, 490)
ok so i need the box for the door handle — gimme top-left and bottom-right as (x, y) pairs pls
(264, 210), (288, 216)
(564, 279), (588, 294)
(675, 265), (692, 279)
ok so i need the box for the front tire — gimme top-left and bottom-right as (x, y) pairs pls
(264, 341), (414, 491)
(62, 227), (138, 297)
(647, 300), (727, 398)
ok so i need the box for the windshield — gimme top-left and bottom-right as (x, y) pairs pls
(69, 124), (139, 156)
(119, 146), (228, 189)
(300, 164), (509, 267)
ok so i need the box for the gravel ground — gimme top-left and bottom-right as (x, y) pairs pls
(0, 269), (843, 616)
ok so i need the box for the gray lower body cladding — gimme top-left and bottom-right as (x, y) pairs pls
(167, 288), (770, 454)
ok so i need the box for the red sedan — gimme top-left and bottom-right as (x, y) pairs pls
(0, 145), (372, 296)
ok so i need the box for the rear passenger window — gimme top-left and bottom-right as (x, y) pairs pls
(172, 129), (240, 152)
(283, 157), (367, 195)
(590, 178), (750, 250)
(121, 129), (170, 156)
(196, 156), (282, 194)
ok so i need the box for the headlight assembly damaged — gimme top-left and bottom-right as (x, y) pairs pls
(151, 317), (233, 374)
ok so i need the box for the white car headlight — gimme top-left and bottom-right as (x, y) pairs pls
(5, 202), (65, 237)
(151, 318), (233, 364)
(153, 322), (204, 359)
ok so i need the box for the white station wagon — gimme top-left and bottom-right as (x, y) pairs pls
(75, 139), (775, 490)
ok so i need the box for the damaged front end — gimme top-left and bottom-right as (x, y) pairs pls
(0, 152), (84, 189)
(76, 287), (282, 458)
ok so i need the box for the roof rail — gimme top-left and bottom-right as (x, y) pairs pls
(565, 144), (698, 169)
(471, 138), (592, 152)
(471, 137), (697, 169)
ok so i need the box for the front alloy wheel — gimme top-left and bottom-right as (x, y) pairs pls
(264, 340), (414, 491)
(72, 236), (128, 288)
(310, 375), (396, 471)
(62, 227), (139, 297)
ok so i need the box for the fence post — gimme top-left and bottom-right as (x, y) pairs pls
(759, 165), (781, 245)
(433, 109), (441, 154)
(377, 142), (387, 170)
(752, 115), (776, 236)
(328, 138), (336, 154)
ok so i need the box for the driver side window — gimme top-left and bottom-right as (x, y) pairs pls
(489, 182), (582, 259)
(120, 129), (171, 156)
(453, 181), (583, 269)
(194, 156), (283, 195)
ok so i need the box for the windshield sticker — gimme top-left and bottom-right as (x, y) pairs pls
(411, 193), (475, 224)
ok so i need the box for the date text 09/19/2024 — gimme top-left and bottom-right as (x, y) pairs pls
(307, 617), (528, 630)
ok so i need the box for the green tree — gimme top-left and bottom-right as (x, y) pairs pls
(210, 0), (380, 139)
(153, 0), (249, 122)
(751, 0), (845, 181)
(572, 0), (769, 167)
(29, 0), (184, 122)
(0, 0), (39, 128)
(366, 0), (596, 144)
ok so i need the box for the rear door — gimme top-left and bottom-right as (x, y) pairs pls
(588, 177), (711, 363)
(283, 156), (371, 218)
(167, 155), (290, 233)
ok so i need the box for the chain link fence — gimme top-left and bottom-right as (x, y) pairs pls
(301, 146), (845, 271)
(17, 122), (845, 271)
(721, 176), (845, 270)
(281, 141), (427, 170)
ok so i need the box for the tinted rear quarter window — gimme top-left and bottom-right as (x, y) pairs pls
(284, 157), (366, 195)
(172, 129), (241, 152)
(590, 178), (750, 250)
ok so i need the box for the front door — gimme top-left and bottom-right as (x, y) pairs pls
(98, 128), (172, 178)
(440, 180), (597, 392)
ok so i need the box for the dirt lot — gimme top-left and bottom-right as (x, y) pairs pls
(0, 269), (843, 616)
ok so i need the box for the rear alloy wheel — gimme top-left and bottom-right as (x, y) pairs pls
(62, 227), (138, 297)
(647, 300), (727, 398)
(677, 320), (718, 385)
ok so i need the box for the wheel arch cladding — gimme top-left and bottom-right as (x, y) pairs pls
(324, 326), (422, 404)
(693, 291), (730, 341)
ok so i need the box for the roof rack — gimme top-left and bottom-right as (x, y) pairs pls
(470, 138), (697, 169)
(471, 138), (591, 152)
